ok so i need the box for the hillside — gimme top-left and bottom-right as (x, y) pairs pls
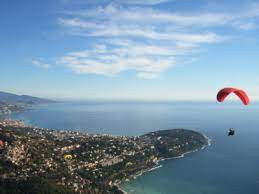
(141, 129), (208, 158)
(0, 91), (55, 105)
(0, 120), (208, 193)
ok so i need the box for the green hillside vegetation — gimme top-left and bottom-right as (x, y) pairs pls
(0, 121), (208, 193)
(0, 177), (75, 194)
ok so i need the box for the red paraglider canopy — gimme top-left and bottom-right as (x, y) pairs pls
(217, 88), (250, 105)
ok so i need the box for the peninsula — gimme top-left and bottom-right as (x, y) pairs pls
(0, 91), (55, 115)
(0, 120), (208, 193)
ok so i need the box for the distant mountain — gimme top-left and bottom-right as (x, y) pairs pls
(0, 91), (55, 105)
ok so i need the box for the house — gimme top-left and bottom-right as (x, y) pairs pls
(0, 140), (4, 147)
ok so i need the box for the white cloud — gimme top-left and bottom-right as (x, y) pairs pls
(57, 42), (176, 78)
(56, 3), (230, 78)
(61, 0), (170, 6)
(32, 60), (51, 69)
(36, 1), (259, 79)
(232, 22), (256, 30)
(59, 18), (222, 43)
(137, 72), (158, 79)
(62, 2), (259, 29)
(62, 6), (228, 28)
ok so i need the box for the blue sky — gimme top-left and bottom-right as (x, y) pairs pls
(1, 0), (259, 101)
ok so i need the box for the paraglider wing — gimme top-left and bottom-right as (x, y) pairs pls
(233, 90), (250, 105)
(217, 88), (249, 105)
(64, 154), (72, 160)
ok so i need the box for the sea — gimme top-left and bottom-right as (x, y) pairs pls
(4, 101), (259, 194)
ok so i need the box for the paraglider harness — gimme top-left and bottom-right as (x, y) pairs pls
(228, 128), (235, 136)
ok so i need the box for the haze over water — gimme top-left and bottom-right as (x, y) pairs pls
(9, 101), (259, 194)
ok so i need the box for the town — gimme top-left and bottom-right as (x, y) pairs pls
(0, 119), (208, 193)
(0, 102), (25, 115)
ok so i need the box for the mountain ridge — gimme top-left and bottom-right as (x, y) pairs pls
(0, 91), (55, 105)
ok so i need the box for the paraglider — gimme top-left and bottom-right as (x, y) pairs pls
(64, 154), (72, 160)
(217, 87), (250, 136)
(217, 88), (249, 105)
(126, 162), (133, 167)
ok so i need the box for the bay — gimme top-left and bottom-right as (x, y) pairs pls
(7, 101), (259, 194)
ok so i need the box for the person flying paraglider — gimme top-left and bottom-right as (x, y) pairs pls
(228, 128), (235, 136)
(217, 87), (249, 136)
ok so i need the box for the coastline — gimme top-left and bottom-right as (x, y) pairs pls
(119, 132), (211, 194)
(1, 117), (210, 194)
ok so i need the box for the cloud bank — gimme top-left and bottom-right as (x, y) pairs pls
(37, 1), (259, 79)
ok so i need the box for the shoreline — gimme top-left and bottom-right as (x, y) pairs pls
(1, 117), (210, 194)
(119, 132), (211, 194)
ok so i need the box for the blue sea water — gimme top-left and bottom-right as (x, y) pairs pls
(7, 101), (259, 194)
